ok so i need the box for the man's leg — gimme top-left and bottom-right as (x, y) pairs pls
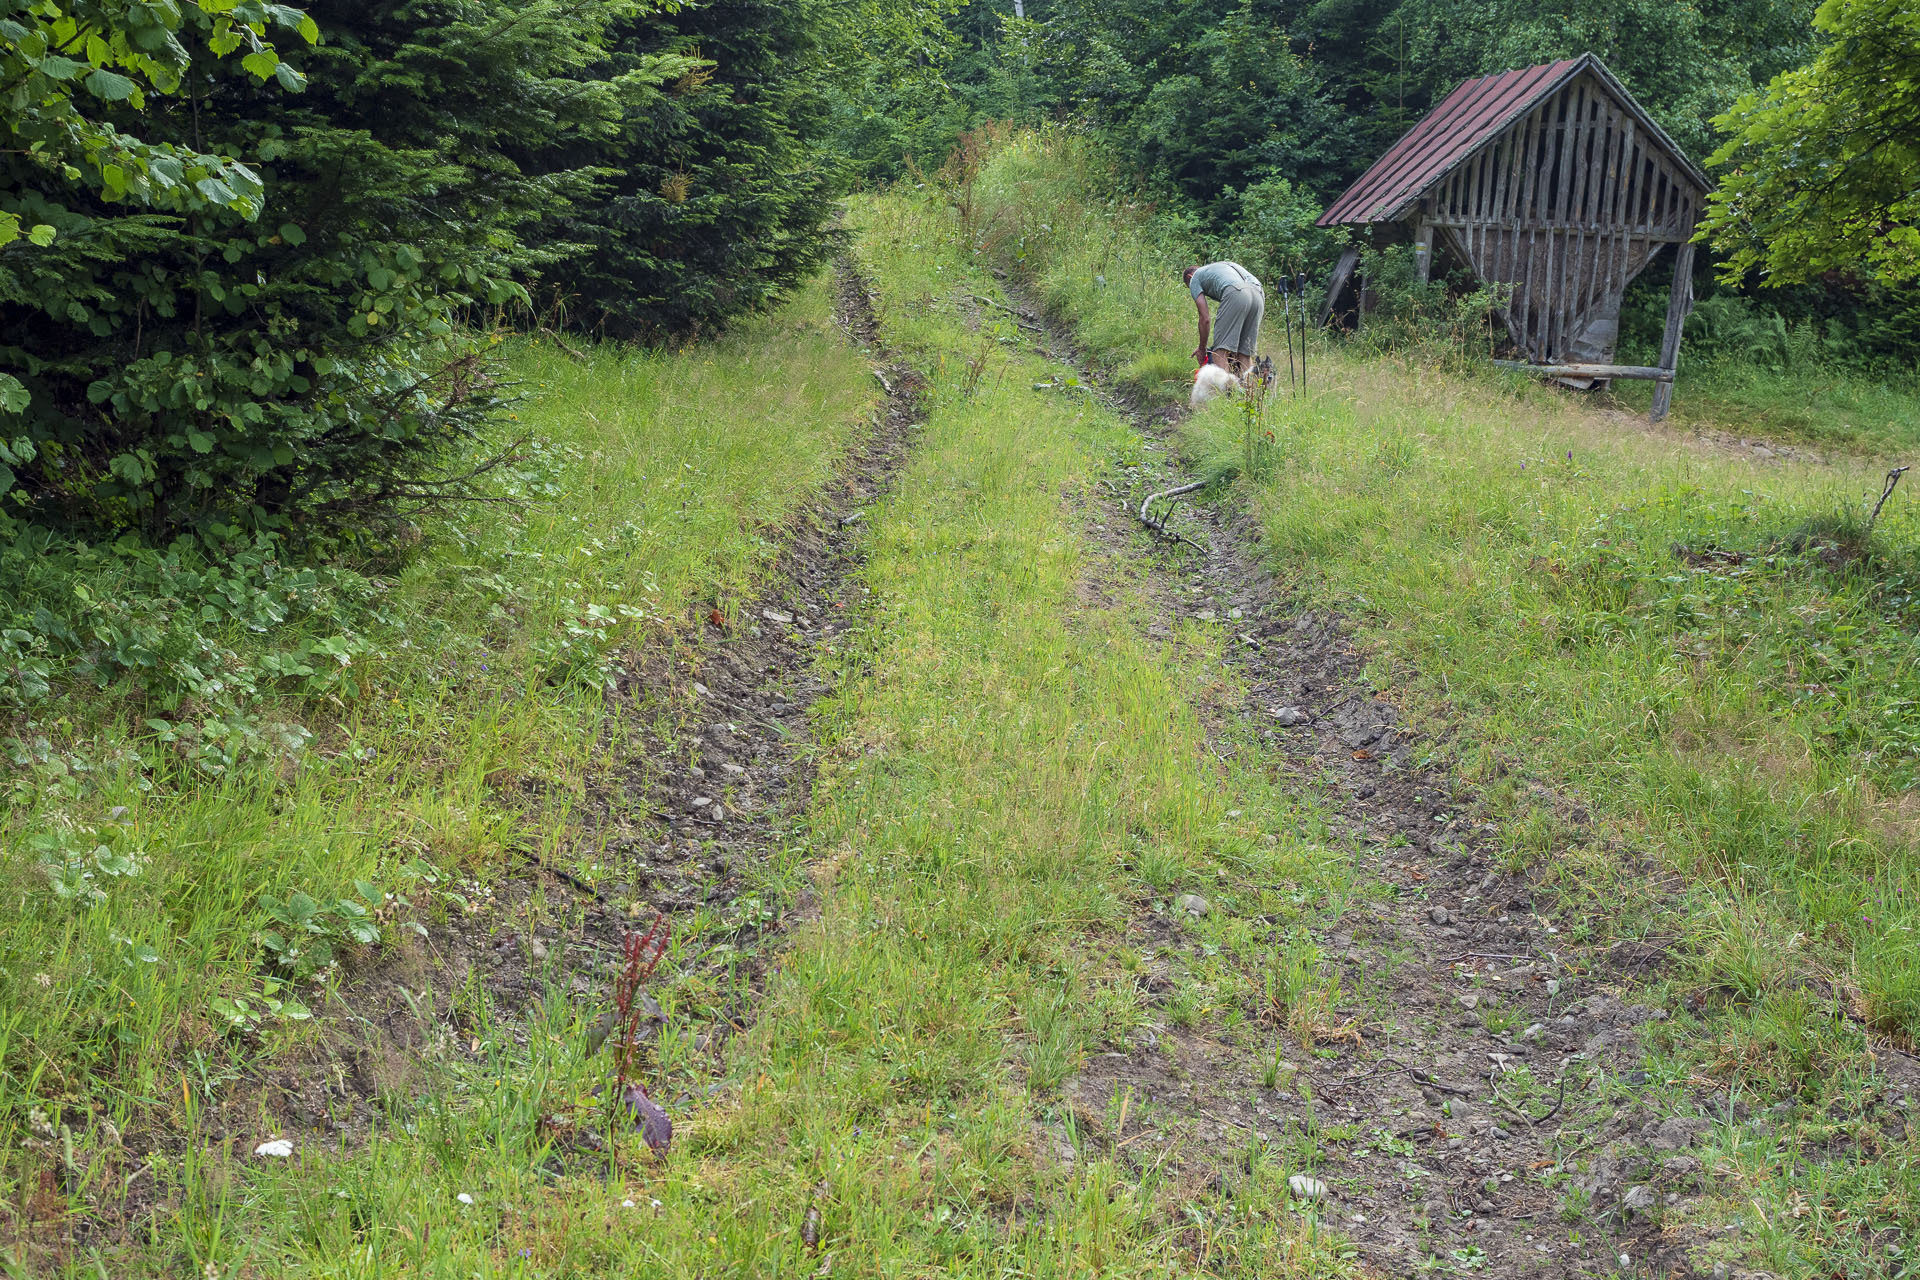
(1235, 290), (1265, 380)
(1215, 287), (1258, 379)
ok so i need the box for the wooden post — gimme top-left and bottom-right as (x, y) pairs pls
(1414, 218), (1435, 283)
(1649, 237), (1695, 423)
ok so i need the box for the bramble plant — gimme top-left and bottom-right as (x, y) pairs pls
(254, 884), (383, 980)
(32, 827), (144, 906)
(210, 977), (311, 1034)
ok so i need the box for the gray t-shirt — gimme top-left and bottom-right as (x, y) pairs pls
(1189, 261), (1259, 301)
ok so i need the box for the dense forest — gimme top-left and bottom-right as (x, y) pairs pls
(0, 0), (1916, 543)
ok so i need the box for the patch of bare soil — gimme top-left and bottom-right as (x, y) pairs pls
(1004, 293), (1749, 1278)
(116, 262), (923, 1194)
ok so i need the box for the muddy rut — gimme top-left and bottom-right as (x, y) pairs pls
(242, 263), (925, 1151)
(1003, 294), (1741, 1278)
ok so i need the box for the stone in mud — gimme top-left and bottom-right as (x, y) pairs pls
(1175, 894), (1211, 918)
(1428, 905), (1451, 925)
(762, 607), (794, 625)
(1287, 1175), (1329, 1203)
(1645, 1116), (1709, 1150)
(1457, 992), (1481, 1010)
(1660, 1155), (1701, 1178)
(1271, 705), (1310, 726)
(1621, 1184), (1658, 1216)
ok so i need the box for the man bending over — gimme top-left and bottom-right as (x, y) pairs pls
(1184, 261), (1264, 377)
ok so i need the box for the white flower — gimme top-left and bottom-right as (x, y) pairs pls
(457, 1192), (475, 1205)
(254, 1139), (294, 1158)
(621, 1199), (636, 1208)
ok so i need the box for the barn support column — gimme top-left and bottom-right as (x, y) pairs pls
(1414, 219), (1435, 283)
(1648, 240), (1695, 423)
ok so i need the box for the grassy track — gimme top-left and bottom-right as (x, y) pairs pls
(974, 128), (1920, 1278)
(5, 209), (1375, 1274)
(265, 197), (1362, 1277)
(12, 146), (1918, 1277)
(0, 276), (878, 1272)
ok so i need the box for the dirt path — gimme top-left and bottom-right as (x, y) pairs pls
(1001, 295), (1734, 1278)
(253, 263), (924, 1147)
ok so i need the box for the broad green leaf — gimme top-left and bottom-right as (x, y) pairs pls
(195, 176), (238, 205)
(83, 68), (136, 101)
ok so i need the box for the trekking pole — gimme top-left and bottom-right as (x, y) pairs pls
(1296, 270), (1308, 394)
(1280, 277), (1296, 394)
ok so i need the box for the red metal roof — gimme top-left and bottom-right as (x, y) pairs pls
(1317, 54), (1705, 227)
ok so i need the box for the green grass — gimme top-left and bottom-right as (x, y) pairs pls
(972, 126), (1920, 1279)
(0, 275), (879, 1270)
(1607, 355), (1920, 453)
(0, 200), (1374, 1274)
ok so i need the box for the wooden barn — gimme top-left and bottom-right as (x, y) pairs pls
(1317, 53), (1709, 420)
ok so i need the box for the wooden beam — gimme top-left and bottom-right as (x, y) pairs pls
(1648, 238), (1696, 422)
(1517, 103), (1545, 357)
(1544, 87), (1579, 359)
(1414, 218), (1435, 283)
(1492, 360), (1672, 380)
(1427, 218), (1691, 243)
(1318, 247), (1360, 328)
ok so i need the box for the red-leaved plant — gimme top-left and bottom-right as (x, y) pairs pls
(611, 913), (673, 1155)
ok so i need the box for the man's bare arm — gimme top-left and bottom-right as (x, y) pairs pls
(1194, 295), (1211, 363)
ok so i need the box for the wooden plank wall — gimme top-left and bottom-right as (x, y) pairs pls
(1421, 72), (1700, 365)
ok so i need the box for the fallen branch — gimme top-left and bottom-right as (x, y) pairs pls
(538, 325), (591, 364)
(1350, 1056), (1477, 1097)
(968, 294), (1046, 332)
(1868, 465), (1909, 534)
(1138, 479), (1208, 530)
(1532, 1075), (1569, 1126)
(1410, 1067), (1477, 1097)
(511, 846), (605, 904)
(1488, 1072), (1568, 1128)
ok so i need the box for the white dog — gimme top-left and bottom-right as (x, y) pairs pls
(1190, 363), (1240, 410)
